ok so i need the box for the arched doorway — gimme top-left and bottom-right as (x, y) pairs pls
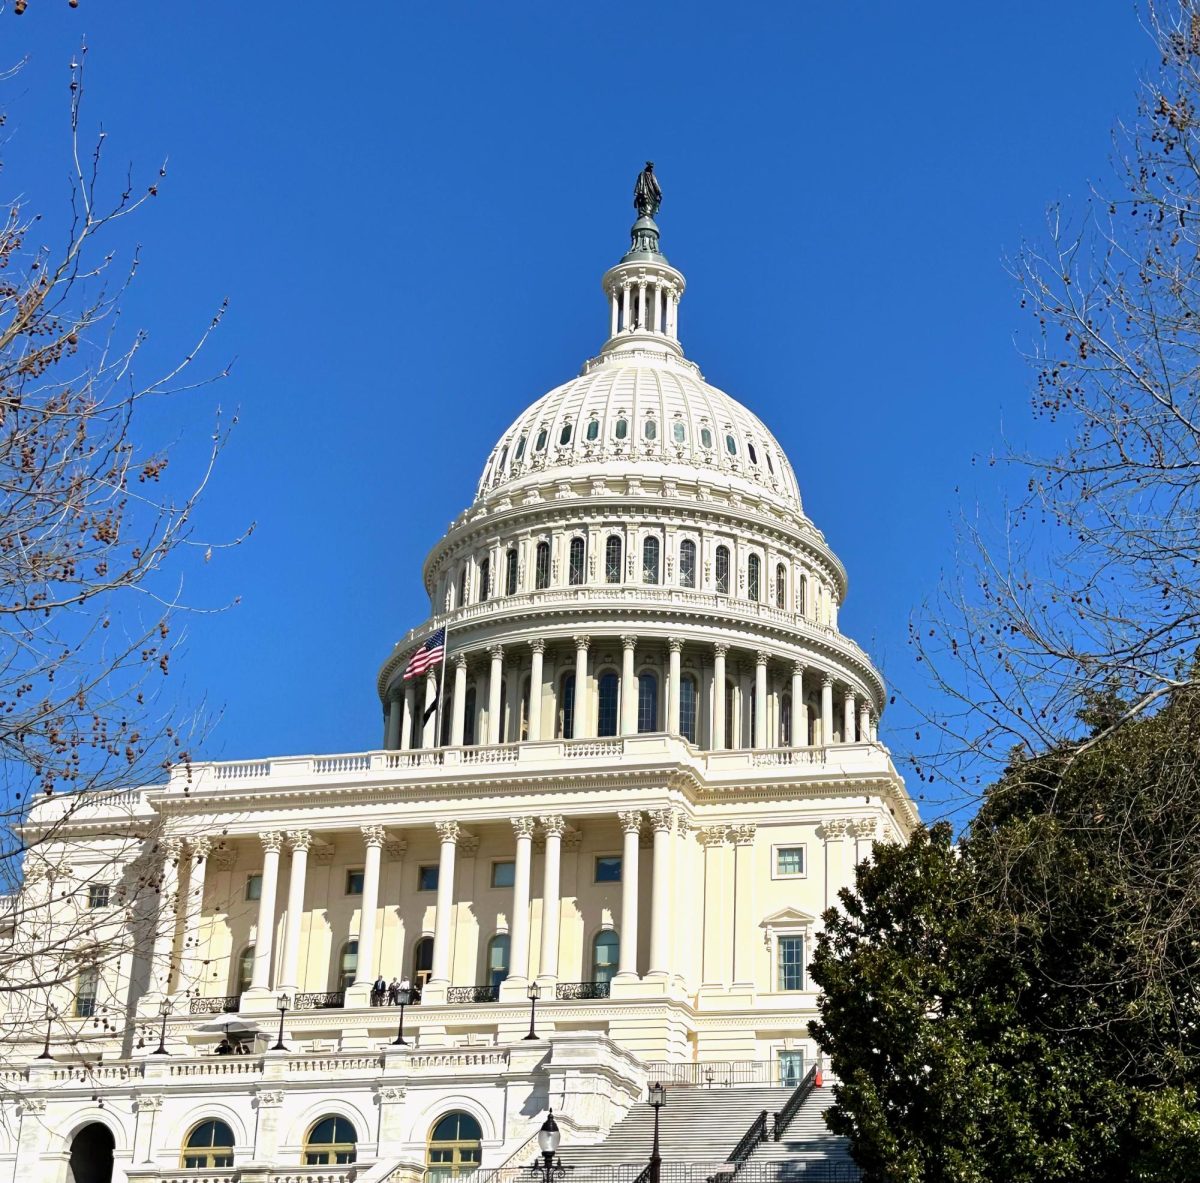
(68, 1123), (114, 1183)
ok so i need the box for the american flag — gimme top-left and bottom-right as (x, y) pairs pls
(403, 627), (446, 680)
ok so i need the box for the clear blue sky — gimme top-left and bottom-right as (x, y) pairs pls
(5, 2), (1148, 814)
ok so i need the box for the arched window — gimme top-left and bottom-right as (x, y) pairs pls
(642, 536), (660, 584)
(715, 546), (730, 594)
(520, 675), (531, 741)
(781, 693), (793, 747)
(747, 554), (761, 601)
(413, 936), (434, 988)
(560, 422), (573, 446)
(457, 567), (467, 609)
(499, 445), (509, 470)
(535, 428), (548, 451)
(593, 930), (619, 985)
(535, 541), (551, 590)
(74, 965), (98, 1018)
(586, 418), (600, 441)
(799, 572), (809, 616)
(643, 418), (657, 440)
(568, 537), (585, 586)
(597, 671), (619, 737)
(614, 418), (628, 441)
(305, 1116), (358, 1166)
(486, 934), (510, 989)
(559, 673), (576, 738)
(463, 687), (477, 746)
(679, 539), (697, 588)
(514, 435), (527, 460)
(428, 1112), (483, 1180)
(775, 563), (787, 610)
(478, 558), (490, 603)
(339, 940), (358, 991)
(236, 945), (254, 994)
(182, 1120), (235, 1169)
(680, 675), (698, 744)
(605, 535), (623, 583)
(638, 673), (659, 733)
(505, 549), (518, 596)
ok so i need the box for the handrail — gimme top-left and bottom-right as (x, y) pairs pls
(772, 1064), (817, 1140)
(711, 1109), (768, 1181)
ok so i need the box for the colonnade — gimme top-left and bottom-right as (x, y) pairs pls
(384, 636), (878, 753)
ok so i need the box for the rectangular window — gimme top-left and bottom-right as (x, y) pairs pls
(491, 860), (515, 889)
(87, 884), (110, 909)
(778, 1050), (805, 1086)
(245, 873), (263, 901)
(778, 936), (805, 991)
(774, 846), (806, 878)
(595, 855), (622, 883)
(418, 865), (439, 892)
(345, 868), (365, 895)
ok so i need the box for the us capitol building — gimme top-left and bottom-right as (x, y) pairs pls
(4, 167), (915, 1183)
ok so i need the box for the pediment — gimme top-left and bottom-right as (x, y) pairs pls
(760, 906), (817, 929)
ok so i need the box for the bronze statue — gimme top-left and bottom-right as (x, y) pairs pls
(634, 161), (662, 218)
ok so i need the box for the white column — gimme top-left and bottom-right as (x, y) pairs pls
(528, 639), (545, 741)
(670, 293), (680, 338)
(712, 643), (727, 750)
(451, 654), (468, 746)
(621, 283), (631, 331)
(401, 684), (416, 750)
(487, 645), (505, 744)
(617, 812), (641, 978)
(149, 837), (183, 997)
(538, 816), (565, 981)
(859, 699), (872, 744)
(844, 691), (857, 745)
(422, 670), (437, 747)
(385, 693), (402, 750)
(648, 280), (659, 332)
(353, 826), (385, 986)
(572, 635), (590, 739)
(869, 711), (878, 742)
(755, 652), (769, 748)
(637, 282), (647, 329)
(173, 838), (209, 996)
(620, 635), (637, 735)
(509, 818), (535, 981)
(506, 661), (522, 742)
(667, 637), (682, 735)
(429, 822), (459, 986)
(250, 832), (283, 992)
(821, 674), (834, 747)
(647, 809), (673, 976)
(609, 289), (619, 337)
(791, 663), (805, 748)
(277, 831), (311, 993)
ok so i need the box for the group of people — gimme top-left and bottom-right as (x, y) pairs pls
(370, 976), (416, 1007)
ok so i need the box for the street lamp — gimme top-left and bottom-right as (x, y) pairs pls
(36, 1007), (55, 1061)
(647, 1081), (666, 1183)
(271, 991), (290, 1051)
(528, 1110), (567, 1183)
(151, 998), (173, 1055)
(391, 981), (412, 1046)
(523, 981), (541, 1041)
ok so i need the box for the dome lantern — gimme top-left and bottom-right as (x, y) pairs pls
(599, 163), (686, 360)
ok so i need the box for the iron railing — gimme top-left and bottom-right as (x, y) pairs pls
(773, 1064), (818, 1140)
(189, 995), (239, 1016)
(447, 985), (500, 1004)
(556, 980), (611, 1000)
(718, 1110), (769, 1181)
(643, 1061), (787, 1087)
(417, 1164), (859, 1183)
(293, 991), (345, 1010)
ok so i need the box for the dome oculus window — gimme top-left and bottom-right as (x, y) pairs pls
(725, 434), (738, 456)
(586, 418), (600, 441)
(499, 445), (509, 469)
(643, 419), (657, 441)
(700, 427), (714, 449)
(765, 451), (775, 474)
(747, 442), (758, 465)
(514, 435), (526, 460)
(672, 421), (687, 444)
(560, 423), (573, 446)
(614, 418), (628, 441)
(535, 429), (548, 452)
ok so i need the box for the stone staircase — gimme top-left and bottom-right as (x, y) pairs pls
(739, 1085), (861, 1181)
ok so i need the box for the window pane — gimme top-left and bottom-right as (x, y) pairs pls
(593, 931), (619, 983)
(778, 936), (805, 991)
(569, 538), (585, 586)
(726, 434), (738, 455)
(586, 419), (599, 441)
(700, 427), (713, 449)
(479, 558), (490, 603)
(748, 555), (761, 601)
(644, 419), (657, 440)
(597, 672), (619, 737)
(679, 540), (696, 588)
(680, 677), (697, 743)
(560, 674), (576, 738)
(419, 866), (439, 891)
(642, 537), (660, 584)
(775, 564), (786, 609)
(346, 869), (364, 895)
(595, 856), (622, 883)
(776, 847), (805, 876)
(560, 423), (572, 445)
(535, 542), (550, 590)
(638, 674), (659, 732)
(716, 547), (730, 594)
(535, 429), (547, 451)
(779, 1051), (805, 1086)
(245, 874), (262, 901)
(605, 535), (622, 583)
(491, 861), (515, 888)
(672, 421), (686, 444)
(88, 884), (110, 909)
(615, 418), (628, 440)
(506, 550), (518, 595)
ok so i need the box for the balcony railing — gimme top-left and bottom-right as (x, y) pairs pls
(189, 995), (240, 1016)
(556, 980), (611, 1000)
(293, 991), (345, 1010)
(447, 985), (500, 1004)
(643, 1060), (800, 1087)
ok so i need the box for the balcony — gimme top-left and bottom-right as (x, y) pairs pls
(556, 981), (611, 1000)
(190, 995), (239, 1016)
(294, 991), (346, 1011)
(447, 986), (500, 1004)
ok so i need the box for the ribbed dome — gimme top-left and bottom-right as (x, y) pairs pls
(476, 350), (804, 517)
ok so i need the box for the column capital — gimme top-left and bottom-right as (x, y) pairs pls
(260, 832), (284, 855)
(821, 672), (834, 688)
(435, 820), (461, 845)
(452, 652), (468, 670)
(529, 638), (546, 654)
(488, 644), (505, 661)
(667, 636), (684, 654)
(361, 825), (386, 849)
(621, 634), (638, 651)
(713, 642), (729, 658)
(387, 686), (404, 703)
(162, 835), (185, 860)
(190, 836), (212, 860)
(511, 816), (537, 840)
(617, 810), (642, 834)
(697, 825), (728, 848)
(820, 819), (851, 840)
(850, 817), (878, 840)
(573, 634), (591, 652)
(539, 814), (568, 838)
(755, 650), (769, 668)
(647, 808), (674, 834)
(286, 831), (312, 854)
(792, 661), (805, 676)
(730, 823), (757, 845)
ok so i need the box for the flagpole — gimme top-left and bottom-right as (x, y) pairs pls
(433, 620), (451, 749)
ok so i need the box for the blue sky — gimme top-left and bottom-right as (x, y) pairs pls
(4, 2), (1148, 815)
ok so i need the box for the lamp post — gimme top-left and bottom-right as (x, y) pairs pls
(523, 981), (541, 1041)
(392, 982), (412, 1046)
(151, 998), (172, 1055)
(271, 991), (290, 1051)
(36, 1008), (55, 1061)
(647, 1081), (666, 1183)
(528, 1110), (567, 1183)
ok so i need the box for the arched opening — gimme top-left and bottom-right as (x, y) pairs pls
(715, 545), (730, 594)
(605, 534), (623, 583)
(680, 675), (698, 744)
(799, 572), (809, 616)
(181, 1119), (234, 1169)
(463, 686), (477, 746)
(638, 673), (659, 733)
(534, 541), (551, 589)
(338, 940), (358, 991)
(486, 933), (510, 988)
(747, 554), (761, 602)
(775, 563), (787, 610)
(69, 1123), (115, 1183)
(568, 537), (585, 586)
(413, 936), (434, 990)
(478, 557), (490, 603)
(679, 539), (697, 588)
(457, 567), (467, 610)
(505, 549), (518, 596)
(558, 673), (576, 738)
(236, 944), (254, 994)
(428, 1112), (483, 1180)
(597, 671), (619, 737)
(642, 536), (660, 584)
(593, 930), (619, 984)
(781, 693), (793, 746)
(304, 1116), (357, 1165)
